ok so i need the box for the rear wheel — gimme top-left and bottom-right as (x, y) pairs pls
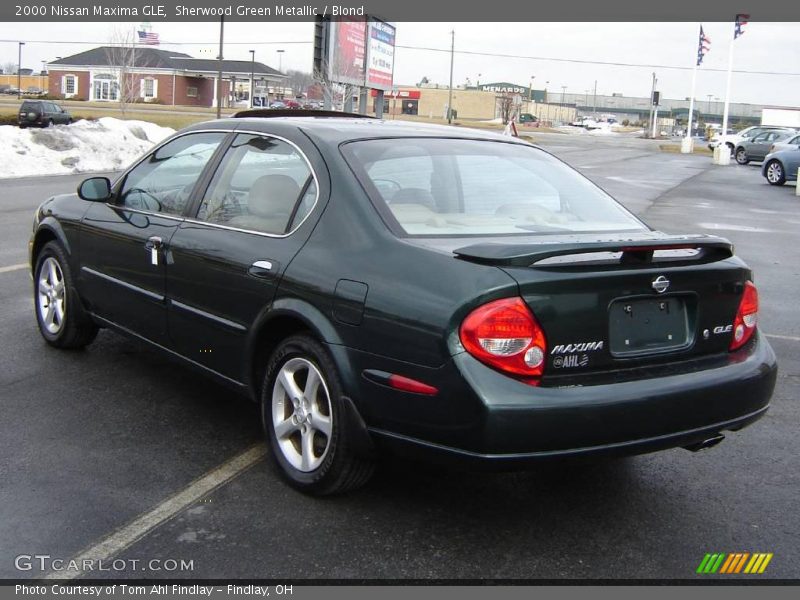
(735, 147), (749, 165)
(261, 334), (374, 495)
(765, 160), (786, 186)
(34, 241), (98, 348)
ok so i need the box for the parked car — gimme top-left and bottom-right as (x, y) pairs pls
(18, 100), (72, 128)
(30, 114), (776, 495)
(709, 125), (793, 154)
(518, 113), (539, 126)
(269, 101), (286, 109)
(735, 129), (795, 164)
(767, 132), (800, 154)
(761, 146), (800, 186)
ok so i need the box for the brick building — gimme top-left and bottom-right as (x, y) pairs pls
(47, 47), (285, 108)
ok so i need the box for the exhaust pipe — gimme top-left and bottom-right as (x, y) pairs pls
(683, 433), (725, 452)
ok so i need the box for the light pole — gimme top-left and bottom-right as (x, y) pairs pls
(447, 29), (455, 124)
(249, 49), (255, 108)
(561, 85), (567, 122)
(17, 42), (25, 99)
(529, 75), (535, 101)
(477, 73), (481, 87)
(276, 49), (285, 98)
(707, 94), (713, 117)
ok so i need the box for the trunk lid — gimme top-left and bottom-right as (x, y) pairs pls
(453, 232), (750, 375)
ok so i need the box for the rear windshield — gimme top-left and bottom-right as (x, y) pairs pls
(341, 138), (647, 236)
(20, 101), (39, 111)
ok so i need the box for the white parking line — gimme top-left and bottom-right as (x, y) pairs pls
(765, 333), (800, 343)
(0, 263), (27, 274)
(44, 444), (267, 580)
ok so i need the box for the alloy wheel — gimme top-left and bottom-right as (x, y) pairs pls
(271, 357), (333, 472)
(766, 162), (783, 184)
(37, 257), (66, 334)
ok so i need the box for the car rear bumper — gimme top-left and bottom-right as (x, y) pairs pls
(363, 332), (777, 467)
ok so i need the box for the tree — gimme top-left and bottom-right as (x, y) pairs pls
(497, 93), (521, 125)
(103, 29), (140, 116)
(284, 70), (315, 98)
(1, 62), (17, 75)
(313, 57), (364, 111)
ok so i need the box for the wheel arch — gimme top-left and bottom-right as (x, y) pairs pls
(31, 220), (72, 270)
(244, 297), (351, 401)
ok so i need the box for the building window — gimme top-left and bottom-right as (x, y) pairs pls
(92, 73), (118, 101)
(63, 75), (77, 97)
(186, 86), (198, 98)
(141, 78), (157, 100)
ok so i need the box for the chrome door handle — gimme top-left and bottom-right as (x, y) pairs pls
(248, 260), (276, 278)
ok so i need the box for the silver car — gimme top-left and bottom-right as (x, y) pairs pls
(735, 129), (796, 165)
(762, 145), (800, 186)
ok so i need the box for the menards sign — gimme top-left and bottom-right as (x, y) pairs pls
(477, 82), (530, 94)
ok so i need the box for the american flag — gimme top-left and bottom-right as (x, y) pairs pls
(696, 25), (711, 66)
(137, 30), (160, 45)
(734, 14), (749, 39)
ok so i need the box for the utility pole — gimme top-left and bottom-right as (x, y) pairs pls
(447, 29), (455, 124)
(647, 72), (656, 138)
(17, 42), (24, 99)
(216, 16), (224, 119)
(593, 80), (597, 118)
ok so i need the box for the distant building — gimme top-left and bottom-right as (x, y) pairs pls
(48, 46), (286, 108)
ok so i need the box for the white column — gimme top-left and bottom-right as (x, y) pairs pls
(212, 76), (218, 108)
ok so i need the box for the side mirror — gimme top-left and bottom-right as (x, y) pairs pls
(77, 177), (112, 202)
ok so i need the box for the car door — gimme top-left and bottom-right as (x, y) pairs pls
(166, 131), (323, 381)
(79, 131), (227, 345)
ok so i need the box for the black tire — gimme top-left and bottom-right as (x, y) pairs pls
(34, 241), (98, 349)
(261, 334), (374, 495)
(735, 147), (750, 165)
(764, 160), (786, 186)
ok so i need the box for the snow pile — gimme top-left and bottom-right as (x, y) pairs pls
(0, 117), (175, 178)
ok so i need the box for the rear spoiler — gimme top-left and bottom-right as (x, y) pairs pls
(453, 235), (734, 267)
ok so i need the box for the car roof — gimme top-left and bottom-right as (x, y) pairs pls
(182, 116), (530, 146)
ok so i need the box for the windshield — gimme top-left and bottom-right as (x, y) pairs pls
(342, 138), (647, 237)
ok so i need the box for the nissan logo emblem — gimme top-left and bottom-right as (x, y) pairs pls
(651, 275), (670, 294)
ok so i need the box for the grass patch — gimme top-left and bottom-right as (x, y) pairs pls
(659, 143), (713, 156)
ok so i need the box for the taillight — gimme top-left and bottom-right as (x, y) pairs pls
(730, 281), (758, 351)
(459, 297), (547, 379)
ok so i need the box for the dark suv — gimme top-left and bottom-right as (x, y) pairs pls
(18, 100), (72, 128)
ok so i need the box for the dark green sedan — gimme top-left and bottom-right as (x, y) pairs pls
(29, 113), (777, 494)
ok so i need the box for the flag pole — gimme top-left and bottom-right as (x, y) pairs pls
(681, 57), (698, 153)
(715, 21), (738, 165)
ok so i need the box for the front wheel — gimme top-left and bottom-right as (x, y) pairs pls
(262, 335), (374, 495)
(735, 147), (750, 165)
(34, 241), (98, 348)
(764, 160), (786, 186)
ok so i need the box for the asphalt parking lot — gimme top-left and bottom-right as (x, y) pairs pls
(1, 132), (798, 581)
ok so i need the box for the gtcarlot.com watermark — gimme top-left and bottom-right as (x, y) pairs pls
(15, 554), (194, 574)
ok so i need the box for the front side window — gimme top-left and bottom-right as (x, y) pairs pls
(342, 138), (646, 236)
(196, 133), (316, 235)
(119, 132), (225, 216)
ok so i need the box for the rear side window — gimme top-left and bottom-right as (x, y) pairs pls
(342, 138), (646, 237)
(196, 133), (316, 235)
(20, 101), (37, 112)
(118, 132), (225, 216)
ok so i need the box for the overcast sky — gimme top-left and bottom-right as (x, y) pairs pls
(1, 21), (798, 106)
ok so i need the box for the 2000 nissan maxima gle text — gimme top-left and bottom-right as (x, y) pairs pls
(29, 114), (778, 494)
